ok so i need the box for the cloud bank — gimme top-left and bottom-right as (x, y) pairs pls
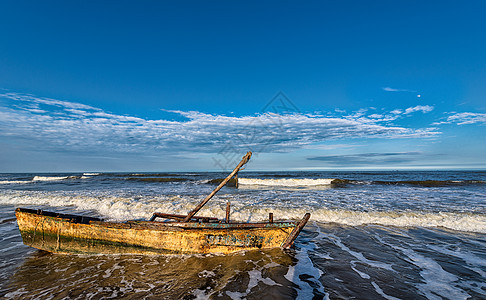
(0, 92), (441, 157)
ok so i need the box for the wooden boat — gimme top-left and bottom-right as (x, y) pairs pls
(16, 152), (311, 255)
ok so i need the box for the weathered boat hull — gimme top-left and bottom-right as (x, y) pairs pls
(16, 208), (309, 255)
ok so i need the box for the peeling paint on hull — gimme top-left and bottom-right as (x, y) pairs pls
(15, 208), (302, 255)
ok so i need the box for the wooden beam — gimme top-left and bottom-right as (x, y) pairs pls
(281, 213), (311, 249)
(225, 202), (231, 223)
(183, 152), (252, 222)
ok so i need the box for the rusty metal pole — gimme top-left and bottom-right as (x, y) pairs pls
(183, 152), (252, 222)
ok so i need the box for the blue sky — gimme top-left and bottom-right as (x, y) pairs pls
(0, 1), (485, 172)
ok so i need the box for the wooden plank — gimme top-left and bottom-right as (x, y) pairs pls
(225, 202), (231, 223)
(183, 152), (252, 222)
(150, 212), (218, 222)
(281, 213), (311, 249)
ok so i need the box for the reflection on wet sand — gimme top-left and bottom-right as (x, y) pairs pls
(3, 248), (298, 299)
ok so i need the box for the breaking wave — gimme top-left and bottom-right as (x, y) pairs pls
(307, 208), (486, 234)
(0, 180), (32, 185)
(238, 178), (336, 186)
(370, 180), (486, 187)
(2, 191), (485, 233)
(32, 176), (77, 182)
(1, 176), (79, 184)
(237, 178), (486, 188)
(0, 175), (97, 184)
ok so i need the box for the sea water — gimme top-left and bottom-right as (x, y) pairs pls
(0, 171), (485, 299)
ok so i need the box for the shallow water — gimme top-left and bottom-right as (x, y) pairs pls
(1, 171), (485, 299)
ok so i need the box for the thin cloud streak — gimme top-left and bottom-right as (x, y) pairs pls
(307, 152), (424, 166)
(382, 87), (416, 93)
(433, 112), (486, 125)
(404, 105), (434, 114)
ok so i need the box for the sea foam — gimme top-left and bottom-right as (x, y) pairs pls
(2, 190), (485, 233)
(0, 180), (31, 185)
(32, 176), (71, 182)
(238, 178), (335, 186)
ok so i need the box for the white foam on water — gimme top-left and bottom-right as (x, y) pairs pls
(311, 224), (334, 260)
(284, 241), (328, 300)
(0, 234), (18, 242)
(350, 261), (371, 279)
(0, 190), (202, 221)
(247, 269), (281, 290)
(32, 176), (70, 181)
(134, 283), (156, 293)
(322, 233), (395, 272)
(223, 267), (282, 299)
(238, 178), (335, 187)
(262, 207), (486, 234)
(198, 270), (216, 278)
(426, 244), (486, 278)
(371, 281), (401, 300)
(102, 263), (123, 279)
(2, 189), (486, 233)
(456, 280), (486, 297)
(426, 244), (486, 268)
(263, 261), (281, 268)
(83, 173), (100, 176)
(1, 175), (79, 184)
(0, 180), (32, 185)
(192, 289), (211, 300)
(3, 288), (30, 299)
(0, 242), (24, 253)
(225, 291), (245, 300)
(391, 244), (471, 300)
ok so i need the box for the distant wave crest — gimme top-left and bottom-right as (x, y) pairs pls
(238, 178), (336, 186)
(238, 178), (485, 188)
(32, 176), (77, 182)
(0, 180), (32, 185)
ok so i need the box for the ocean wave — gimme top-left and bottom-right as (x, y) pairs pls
(123, 173), (187, 177)
(0, 191), (194, 222)
(236, 178), (486, 188)
(371, 180), (486, 187)
(238, 178), (336, 186)
(126, 177), (189, 183)
(0, 180), (32, 185)
(32, 176), (77, 182)
(82, 173), (100, 176)
(2, 191), (485, 233)
(232, 207), (486, 234)
(306, 208), (486, 234)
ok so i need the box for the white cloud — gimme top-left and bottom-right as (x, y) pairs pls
(382, 87), (415, 92)
(434, 112), (486, 125)
(1, 92), (99, 111)
(404, 105), (434, 114)
(368, 114), (383, 119)
(0, 92), (441, 156)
